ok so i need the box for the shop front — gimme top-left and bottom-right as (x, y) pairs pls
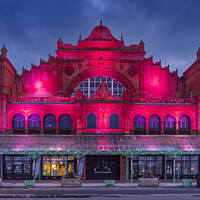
(3, 155), (32, 180)
(86, 155), (120, 180)
(130, 155), (199, 180)
(42, 155), (76, 180)
(1, 135), (200, 182)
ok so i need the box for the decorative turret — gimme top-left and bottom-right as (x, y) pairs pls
(121, 34), (123, 41)
(139, 39), (144, 51)
(197, 47), (200, 60)
(57, 38), (63, 49)
(100, 18), (102, 26)
(1, 44), (7, 58)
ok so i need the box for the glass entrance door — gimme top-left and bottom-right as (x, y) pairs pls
(166, 160), (173, 179)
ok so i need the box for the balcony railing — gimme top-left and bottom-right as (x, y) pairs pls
(7, 97), (196, 104)
(131, 98), (196, 104)
(7, 97), (76, 104)
(149, 130), (161, 135)
(13, 129), (26, 134)
(6, 129), (193, 135)
(164, 130), (176, 135)
(134, 130), (146, 135)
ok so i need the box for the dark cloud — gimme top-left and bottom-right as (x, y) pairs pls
(0, 0), (200, 75)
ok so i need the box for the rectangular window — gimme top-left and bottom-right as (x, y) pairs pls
(189, 89), (192, 98)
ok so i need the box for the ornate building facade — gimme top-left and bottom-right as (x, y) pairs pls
(1, 21), (200, 181)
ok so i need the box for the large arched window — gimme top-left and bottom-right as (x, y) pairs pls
(59, 114), (72, 130)
(12, 114), (25, 129)
(72, 76), (126, 99)
(43, 114), (56, 129)
(134, 114), (146, 130)
(109, 113), (120, 129)
(149, 114), (161, 130)
(28, 114), (41, 129)
(178, 115), (191, 130)
(87, 113), (97, 129)
(164, 115), (176, 130)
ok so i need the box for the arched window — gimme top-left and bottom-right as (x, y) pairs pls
(164, 115), (176, 130)
(72, 76), (126, 99)
(12, 114), (25, 129)
(87, 113), (97, 129)
(43, 114), (56, 129)
(59, 114), (72, 130)
(134, 114), (146, 130)
(109, 113), (120, 129)
(28, 114), (41, 129)
(149, 114), (161, 130)
(178, 115), (191, 130)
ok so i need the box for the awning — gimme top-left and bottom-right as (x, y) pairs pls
(0, 135), (200, 157)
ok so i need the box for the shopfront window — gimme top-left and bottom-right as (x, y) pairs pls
(3, 155), (32, 180)
(138, 155), (163, 177)
(175, 155), (198, 176)
(42, 155), (76, 179)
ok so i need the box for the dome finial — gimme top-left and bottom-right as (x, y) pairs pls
(121, 34), (123, 41)
(79, 33), (81, 40)
(100, 18), (102, 25)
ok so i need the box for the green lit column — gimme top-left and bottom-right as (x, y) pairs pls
(39, 158), (41, 181)
(173, 156), (176, 183)
(130, 155), (133, 183)
(165, 155), (167, 181)
(1, 155), (3, 180)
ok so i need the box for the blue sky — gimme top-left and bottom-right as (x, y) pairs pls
(0, 0), (200, 75)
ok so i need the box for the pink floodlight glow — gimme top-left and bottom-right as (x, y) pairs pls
(35, 81), (42, 90)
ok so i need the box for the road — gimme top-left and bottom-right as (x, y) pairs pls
(1, 187), (200, 199)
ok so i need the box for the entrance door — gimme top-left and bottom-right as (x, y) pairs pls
(166, 160), (173, 179)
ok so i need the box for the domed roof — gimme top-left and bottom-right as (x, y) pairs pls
(84, 20), (118, 41)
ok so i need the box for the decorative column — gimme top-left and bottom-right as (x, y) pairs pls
(1, 155), (3, 180)
(164, 155), (167, 181)
(130, 158), (133, 183)
(173, 156), (176, 183)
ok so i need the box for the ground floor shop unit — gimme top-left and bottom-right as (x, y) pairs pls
(0, 135), (200, 182)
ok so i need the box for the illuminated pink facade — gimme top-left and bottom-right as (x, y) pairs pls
(1, 21), (200, 181)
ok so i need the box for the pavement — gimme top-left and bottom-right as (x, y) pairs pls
(0, 181), (198, 187)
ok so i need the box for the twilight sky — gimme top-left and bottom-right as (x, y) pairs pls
(0, 0), (200, 76)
